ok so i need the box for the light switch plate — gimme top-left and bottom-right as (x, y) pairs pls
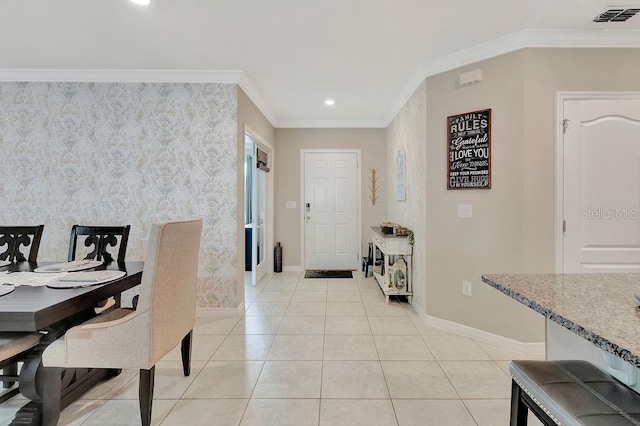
(286, 201), (296, 209)
(458, 204), (472, 218)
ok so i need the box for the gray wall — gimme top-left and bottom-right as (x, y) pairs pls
(274, 128), (387, 269)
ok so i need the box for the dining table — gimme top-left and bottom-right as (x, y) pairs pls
(0, 260), (144, 425)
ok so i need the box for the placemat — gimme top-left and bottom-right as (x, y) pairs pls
(34, 260), (103, 273)
(47, 270), (126, 289)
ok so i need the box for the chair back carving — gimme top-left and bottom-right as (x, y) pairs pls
(0, 225), (45, 262)
(68, 225), (130, 263)
(137, 218), (202, 364)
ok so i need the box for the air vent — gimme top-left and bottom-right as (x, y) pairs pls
(593, 7), (640, 22)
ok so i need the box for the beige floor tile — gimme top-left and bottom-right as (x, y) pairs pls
(393, 399), (476, 426)
(79, 369), (138, 400)
(194, 316), (241, 334)
(326, 301), (366, 316)
(327, 280), (359, 291)
(254, 290), (294, 302)
(411, 321), (455, 337)
(327, 290), (362, 301)
(463, 399), (545, 426)
(325, 316), (372, 335)
(231, 316), (283, 335)
(368, 316), (419, 335)
(296, 279), (328, 291)
(162, 399), (248, 426)
(162, 334), (226, 361)
(285, 301), (326, 316)
(374, 335), (434, 360)
(182, 360), (264, 398)
(81, 399), (176, 425)
(424, 335), (491, 360)
(252, 361), (322, 398)
(323, 335), (379, 360)
(267, 335), (324, 360)
(320, 399), (398, 426)
(440, 361), (511, 398)
(58, 399), (107, 426)
(360, 289), (385, 301)
(278, 315), (325, 334)
(364, 301), (409, 317)
(245, 301), (289, 316)
(211, 334), (276, 360)
(291, 290), (327, 302)
(381, 361), (458, 399)
(495, 360), (512, 375)
(113, 361), (206, 400)
(321, 361), (389, 398)
(241, 399), (320, 426)
(264, 280), (299, 291)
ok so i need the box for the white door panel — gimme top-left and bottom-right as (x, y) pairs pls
(304, 151), (358, 270)
(563, 98), (640, 273)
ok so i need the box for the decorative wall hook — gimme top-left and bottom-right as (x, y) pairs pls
(369, 167), (379, 205)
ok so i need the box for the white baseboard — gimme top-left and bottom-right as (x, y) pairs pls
(408, 306), (545, 355)
(196, 308), (239, 317)
(283, 266), (303, 272)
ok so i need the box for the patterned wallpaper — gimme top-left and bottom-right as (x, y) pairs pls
(0, 82), (238, 308)
(386, 80), (427, 313)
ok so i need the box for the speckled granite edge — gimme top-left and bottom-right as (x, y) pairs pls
(481, 274), (640, 367)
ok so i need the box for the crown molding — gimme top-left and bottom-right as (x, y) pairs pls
(383, 28), (640, 127)
(237, 74), (278, 128)
(275, 119), (387, 128)
(0, 69), (243, 83)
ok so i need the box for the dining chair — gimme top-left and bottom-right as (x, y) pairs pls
(42, 217), (203, 426)
(0, 225), (45, 402)
(0, 225), (45, 263)
(68, 225), (131, 263)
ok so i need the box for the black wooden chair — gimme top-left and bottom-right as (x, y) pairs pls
(0, 225), (45, 402)
(68, 225), (131, 263)
(0, 225), (44, 263)
(69, 225), (131, 311)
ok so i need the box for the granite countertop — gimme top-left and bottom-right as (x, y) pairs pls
(482, 273), (640, 367)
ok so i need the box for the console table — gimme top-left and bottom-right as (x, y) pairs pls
(371, 227), (413, 304)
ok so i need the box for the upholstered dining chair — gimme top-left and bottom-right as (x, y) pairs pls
(0, 225), (44, 263)
(68, 225), (131, 263)
(42, 217), (202, 426)
(0, 225), (45, 402)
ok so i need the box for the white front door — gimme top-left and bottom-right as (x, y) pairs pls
(304, 151), (359, 270)
(562, 97), (640, 272)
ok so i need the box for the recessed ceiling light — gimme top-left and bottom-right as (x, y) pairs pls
(130, 0), (150, 5)
(324, 99), (335, 106)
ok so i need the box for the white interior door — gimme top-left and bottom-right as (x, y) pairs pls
(563, 97), (640, 272)
(304, 151), (359, 270)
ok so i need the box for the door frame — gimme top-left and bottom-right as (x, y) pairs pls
(245, 125), (275, 283)
(555, 91), (640, 272)
(300, 149), (361, 271)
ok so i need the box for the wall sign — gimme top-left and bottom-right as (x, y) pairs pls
(447, 108), (491, 190)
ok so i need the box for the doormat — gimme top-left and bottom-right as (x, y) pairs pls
(304, 270), (353, 279)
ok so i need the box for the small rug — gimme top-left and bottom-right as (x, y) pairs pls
(304, 270), (353, 279)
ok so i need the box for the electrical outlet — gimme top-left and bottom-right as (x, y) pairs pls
(462, 281), (472, 296)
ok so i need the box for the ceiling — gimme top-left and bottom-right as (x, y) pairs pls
(1, 0), (639, 127)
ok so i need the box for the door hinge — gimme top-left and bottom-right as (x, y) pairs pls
(562, 119), (570, 135)
(562, 220), (567, 233)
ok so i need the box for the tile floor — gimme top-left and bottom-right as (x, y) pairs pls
(0, 271), (544, 425)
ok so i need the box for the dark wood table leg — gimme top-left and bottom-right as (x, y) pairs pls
(42, 367), (62, 426)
